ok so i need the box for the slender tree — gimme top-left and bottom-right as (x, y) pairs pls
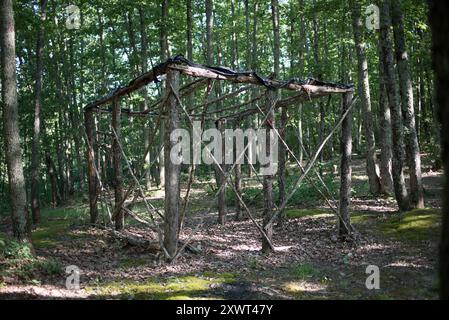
(350, 0), (381, 195)
(379, 0), (409, 211)
(30, 0), (49, 225)
(1, 0), (30, 241)
(391, 0), (424, 208)
(139, 8), (151, 190)
(378, 39), (394, 194)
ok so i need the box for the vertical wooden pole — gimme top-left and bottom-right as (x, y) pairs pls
(112, 98), (124, 230)
(278, 105), (287, 225)
(262, 90), (276, 253)
(85, 109), (98, 224)
(339, 92), (353, 238)
(234, 120), (243, 221)
(164, 69), (181, 259)
(216, 118), (227, 225)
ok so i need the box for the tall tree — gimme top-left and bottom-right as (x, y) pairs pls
(350, 0), (381, 195)
(1, 0), (30, 241)
(429, 0), (449, 300)
(30, 0), (49, 225)
(391, 0), (424, 208)
(186, 0), (193, 61)
(139, 7), (151, 190)
(159, 0), (169, 188)
(378, 39), (394, 194)
(271, 0), (286, 222)
(206, 0), (214, 65)
(379, 0), (409, 211)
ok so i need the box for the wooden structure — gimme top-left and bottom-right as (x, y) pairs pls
(84, 56), (355, 261)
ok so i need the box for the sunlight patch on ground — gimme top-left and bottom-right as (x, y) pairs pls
(283, 280), (326, 294)
(286, 209), (331, 219)
(89, 273), (235, 300)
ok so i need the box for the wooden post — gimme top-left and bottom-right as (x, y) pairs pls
(234, 120), (243, 221)
(339, 92), (353, 238)
(85, 109), (98, 224)
(112, 98), (124, 230)
(278, 104), (287, 225)
(262, 90), (276, 253)
(216, 118), (227, 225)
(164, 69), (181, 259)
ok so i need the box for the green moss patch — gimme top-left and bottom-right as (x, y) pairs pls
(378, 209), (441, 241)
(286, 209), (330, 219)
(89, 273), (236, 300)
(352, 209), (441, 242)
(119, 257), (148, 268)
(31, 206), (89, 248)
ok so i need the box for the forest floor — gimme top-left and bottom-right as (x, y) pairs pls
(0, 156), (443, 300)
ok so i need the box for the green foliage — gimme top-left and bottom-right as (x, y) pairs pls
(225, 173), (339, 208)
(294, 263), (319, 279)
(0, 235), (63, 282)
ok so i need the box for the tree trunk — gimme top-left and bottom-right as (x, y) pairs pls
(312, 5), (325, 174)
(85, 110), (98, 224)
(429, 0), (449, 300)
(186, 0), (193, 61)
(262, 91), (276, 254)
(206, 0), (214, 66)
(378, 38), (394, 194)
(234, 121), (242, 221)
(139, 8), (151, 190)
(216, 118), (227, 225)
(159, 0), (169, 189)
(379, 1), (409, 211)
(45, 151), (61, 208)
(350, 0), (381, 195)
(391, 0), (424, 209)
(163, 69), (181, 260)
(1, 0), (30, 241)
(339, 92), (353, 238)
(112, 98), (124, 231)
(271, 0), (285, 222)
(30, 0), (48, 225)
(297, 0), (306, 164)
